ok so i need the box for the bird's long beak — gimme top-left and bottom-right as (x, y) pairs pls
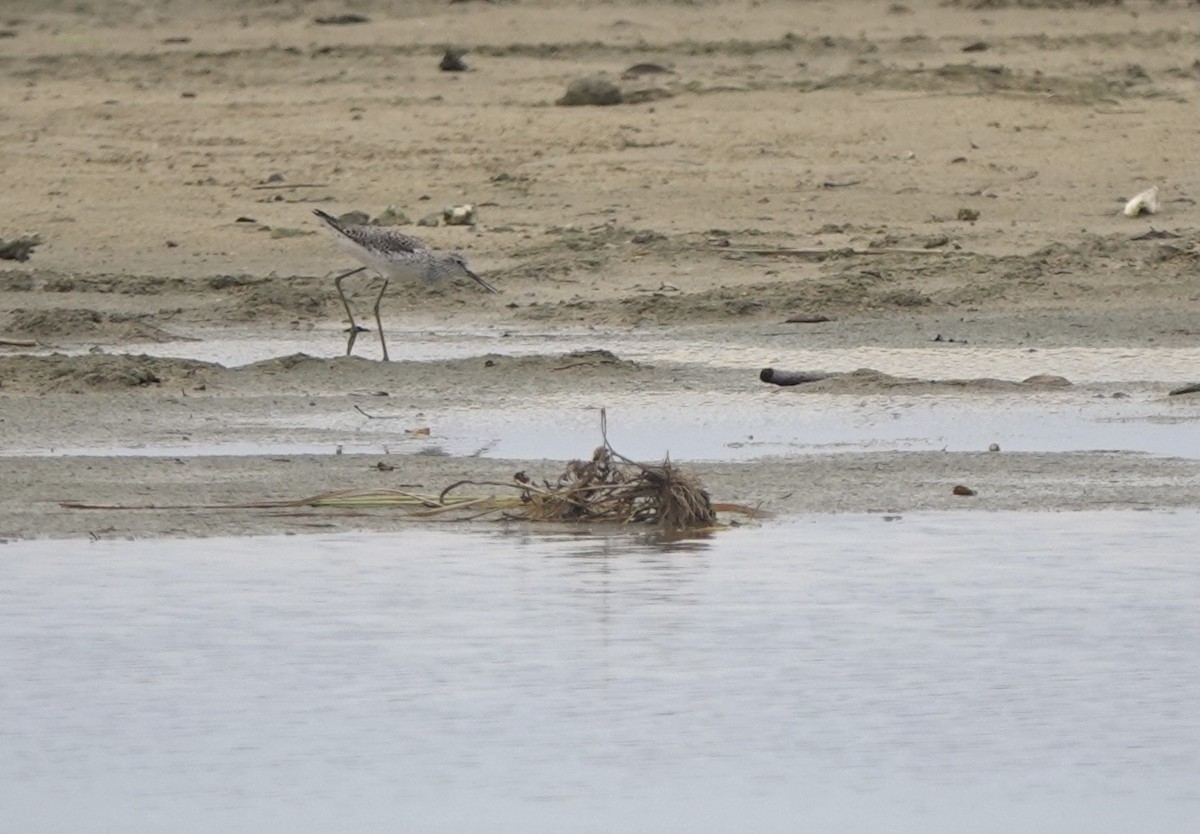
(467, 268), (501, 294)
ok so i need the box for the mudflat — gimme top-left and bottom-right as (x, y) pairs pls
(1, 0), (1197, 539)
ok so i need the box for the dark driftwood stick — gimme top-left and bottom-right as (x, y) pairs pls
(759, 368), (838, 386)
(1169, 383), (1200, 396)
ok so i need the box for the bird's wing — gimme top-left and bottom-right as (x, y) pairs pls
(313, 209), (428, 254)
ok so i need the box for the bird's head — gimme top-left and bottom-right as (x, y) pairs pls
(447, 252), (500, 294)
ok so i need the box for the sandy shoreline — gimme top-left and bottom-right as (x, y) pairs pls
(3, 337), (1198, 538)
(1, 0), (1197, 539)
(4, 448), (1200, 541)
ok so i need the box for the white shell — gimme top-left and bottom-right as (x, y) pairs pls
(1123, 186), (1159, 217)
(442, 204), (477, 226)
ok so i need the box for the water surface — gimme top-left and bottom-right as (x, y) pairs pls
(2, 513), (1198, 833)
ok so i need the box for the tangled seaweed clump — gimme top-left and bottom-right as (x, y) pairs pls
(457, 441), (717, 529)
(438, 410), (721, 530)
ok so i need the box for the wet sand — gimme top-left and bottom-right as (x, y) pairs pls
(1, 0), (1198, 539)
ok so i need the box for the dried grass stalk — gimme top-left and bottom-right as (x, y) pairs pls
(63, 410), (755, 529)
(444, 409), (718, 529)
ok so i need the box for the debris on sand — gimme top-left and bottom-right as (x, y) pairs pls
(444, 410), (720, 528)
(442, 204), (476, 226)
(373, 205), (410, 226)
(0, 234), (41, 262)
(313, 13), (369, 25)
(440, 49), (469, 72)
(760, 367), (1074, 390)
(557, 76), (623, 106)
(759, 368), (838, 386)
(61, 410), (763, 531)
(1123, 186), (1159, 217)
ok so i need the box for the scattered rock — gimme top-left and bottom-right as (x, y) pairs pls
(442, 204), (476, 226)
(417, 213), (440, 228)
(1123, 186), (1159, 217)
(988, 443), (1000, 452)
(557, 76), (623, 106)
(957, 207), (980, 222)
(952, 485), (977, 496)
(337, 210), (371, 226)
(0, 234), (42, 262)
(440, 49), (469, 72)
(373, 205), (410, 226)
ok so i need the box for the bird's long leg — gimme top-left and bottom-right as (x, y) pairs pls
(333, 266), (367, 356)
(372, 277), (390, 362)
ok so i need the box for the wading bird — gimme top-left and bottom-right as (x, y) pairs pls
(313, 209), (499, 360)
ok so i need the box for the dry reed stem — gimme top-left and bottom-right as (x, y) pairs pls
(62, 410), (755, 528)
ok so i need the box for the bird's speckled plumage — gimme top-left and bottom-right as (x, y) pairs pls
(313, 209), (498, 292)
(313, 208), (499, 361)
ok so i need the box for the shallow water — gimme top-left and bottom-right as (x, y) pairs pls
(6, 387), (1199, 461)
(2, 513), (1199, 833)
(11, 326), (1198, 461)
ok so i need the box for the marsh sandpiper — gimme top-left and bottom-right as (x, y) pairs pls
(313, 208), (499, 360)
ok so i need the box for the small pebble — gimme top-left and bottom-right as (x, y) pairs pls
(557, 76), (623, 107)
(442, 204), (476, 226)
(440, 49), (468, 72)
